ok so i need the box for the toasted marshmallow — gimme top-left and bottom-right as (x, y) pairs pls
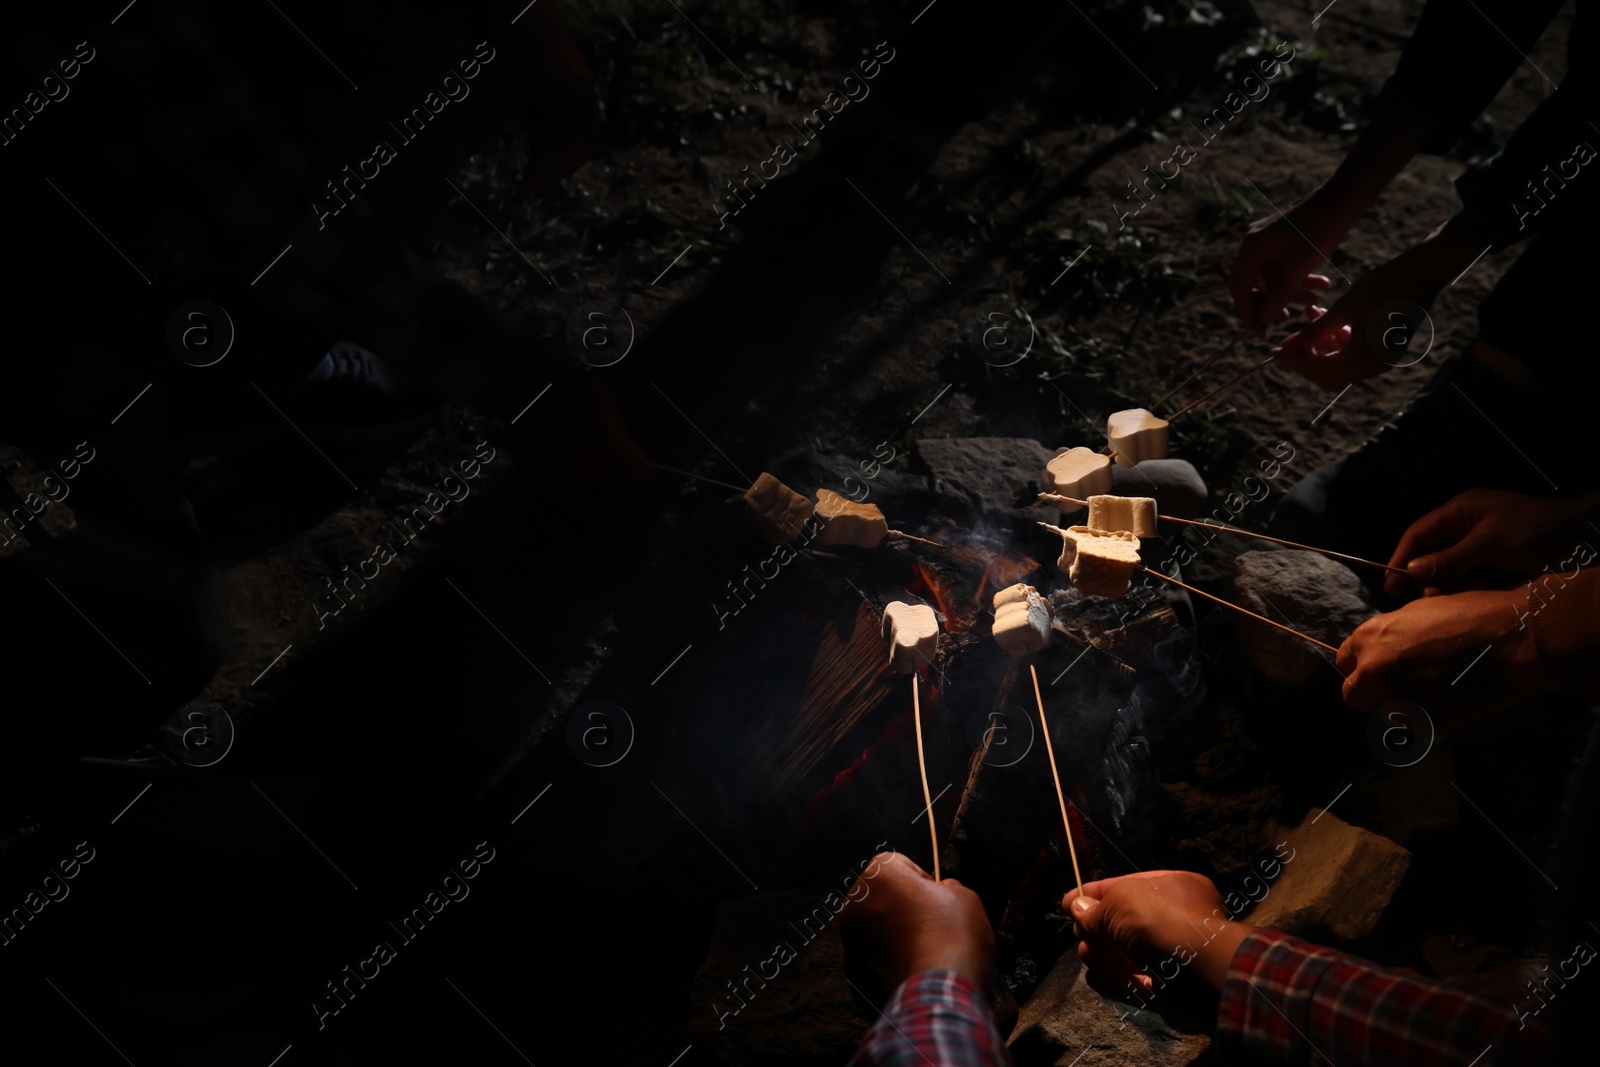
(1044, 447), (1114, 511)
(883, 601), (939, 674)
(1068, 530), (1141, 598)
(1086, 494), (1158, 538)
(744, 472), (814, 543)
(992, 583), (1053, 656)
(1053, 525), (1137, 569)
(814, 489), (890, 548)
(1106, 409), (1169, 468)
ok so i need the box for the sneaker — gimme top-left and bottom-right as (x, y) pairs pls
(285, 341), (445, 443)
(191, 342), (445, 454)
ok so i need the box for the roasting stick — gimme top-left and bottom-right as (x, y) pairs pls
(912, 675), (941, 881)
(1151, 330), (1250, 412)
(1139, 565), (1340, 654)
(1036, 494), (1408, 576)
(1031, 664), (1085, 899)
(653, 462), (751, 494)
(887, 529), (945, 548)
(1165, 353), (1277, 422)
(1099, 332), (1255, 456)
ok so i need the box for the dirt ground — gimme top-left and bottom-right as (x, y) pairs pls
(187, 0), (1570, 726)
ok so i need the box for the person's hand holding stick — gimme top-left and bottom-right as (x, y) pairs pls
(841, 852), (994, 995)
(1384, 487), (1600, 597)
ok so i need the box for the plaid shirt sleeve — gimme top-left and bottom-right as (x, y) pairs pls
(849, 969), (1014, 1067)
(1217, 929), (1547, 1066)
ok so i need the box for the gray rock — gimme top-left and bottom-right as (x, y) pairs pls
(1009, 953), (1215, 1066)
(917, 437), (1058, 521)
(687, 891), (874, 1066)
(1246, 808), (1412, 943)
(1227, 550), (1378, 686)
(775, 450), (932, 509)
(1110, 459), (1208, 519)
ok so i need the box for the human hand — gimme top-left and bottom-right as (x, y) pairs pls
(1385, 489), (1600, 598)
(1268, 249), (1441, 390)
(1270, 214), (1489, 390)
(1338, 588), (1564, 727)
(840, 852), (994, 995)
(1229, 187), (1346, 339)
(1064, 870), (1251, 996)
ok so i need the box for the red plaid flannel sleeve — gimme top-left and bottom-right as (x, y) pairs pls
(849, 970), (1013, 1067)
(1217, 929), (1546, 1066)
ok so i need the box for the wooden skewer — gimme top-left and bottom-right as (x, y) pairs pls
(1165, 353), (1276, 422)
(1139, 565), (1340, 653)
(1094, 329), (1254, 454)
(1152, 330), (1250, 412)
(1031, 664), (1085, 899)
(654, 463), (751, 494)
(912, 674), (940, 881)
(887, 529), (945, 549)
(1035, 496), (1408, 576)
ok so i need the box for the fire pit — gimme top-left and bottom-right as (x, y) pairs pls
(597, 432), (1458, 1067)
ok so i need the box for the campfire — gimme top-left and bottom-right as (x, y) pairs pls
(651, 383), (1407, 1065)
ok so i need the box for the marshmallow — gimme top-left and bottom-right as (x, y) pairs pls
(1044, 447), (1114, 512)
(1107, 409), (1169, 468)
(814, 489), (890, 548)
(1052, 524), (1137, 569)
(883, 601), (939, 674)
(1067, 529), (1141, 598)
(744, 472), (814, 543)
(1086, 494), (1158, 538)
(991, 583), (1053, 656)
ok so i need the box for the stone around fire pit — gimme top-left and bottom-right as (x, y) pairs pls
(1109, 459), (1207, 520)
(778, 450), (933, 509)
(916, 437), (1057, 521)
(1227, 550), (1378, 686)
(1245, 807), (1412, 943)
(688, 891), (874, 1067)
(1008, 953), (1215, 1066)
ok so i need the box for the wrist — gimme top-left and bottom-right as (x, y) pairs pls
(1308, 178), (1369, 234)
(1190, 922), (1255, 991)
(1146, 915), (1254, 992)
(1408, 214), (1489, 291)
(1500, 587), (1565, 689)
(1318, 105), (1435, 226)
(897, 941), (991, 993)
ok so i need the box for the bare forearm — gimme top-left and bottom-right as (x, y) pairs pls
(1316, 105), (1439, 230)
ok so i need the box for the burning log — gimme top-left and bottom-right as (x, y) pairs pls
(943, 689), (1055, 919)
(735, 599), (899, 803)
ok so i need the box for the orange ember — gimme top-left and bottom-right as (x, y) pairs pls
(909, 561), (966, 632)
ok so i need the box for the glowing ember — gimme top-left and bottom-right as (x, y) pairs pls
(909, 561), (965, 632)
